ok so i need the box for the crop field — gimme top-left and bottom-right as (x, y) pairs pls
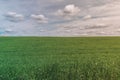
(0, 37), (120, 80)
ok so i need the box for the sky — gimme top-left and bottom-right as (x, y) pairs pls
(0, 0), (120, 36)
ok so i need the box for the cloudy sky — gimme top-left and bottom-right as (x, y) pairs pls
(0, 0), (120, 36)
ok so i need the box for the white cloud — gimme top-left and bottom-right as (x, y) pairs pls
(55, 4), (81, 20)
(97, 32), (106, 34)
(51, 0), (64, 2)
(5, 12), (24, 22)
(56, 0), (64, 2)
(83, 15), (92, 20)
(117, 29), (120, 32)
(31, 14), (48, 23)
(5, 29), (13, 33)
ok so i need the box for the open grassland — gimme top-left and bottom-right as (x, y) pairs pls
(0, 37), (120, 80)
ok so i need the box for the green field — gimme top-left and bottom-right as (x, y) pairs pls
(0, 37), (120, 80)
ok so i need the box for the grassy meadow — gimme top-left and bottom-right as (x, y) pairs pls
(0, 37), (120, 80)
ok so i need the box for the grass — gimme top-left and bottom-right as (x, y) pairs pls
(0, 37), (120, 80)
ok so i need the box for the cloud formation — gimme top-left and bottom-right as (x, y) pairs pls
(5, 29), (13, 33)
(83, 15), (92, 20)
(85, 23), (108, 29)
(1, 0), (120, 36)
(51, 0), (64, 2)
(55, 4), (81, 20)
(5, 12), (24, 22)
(31, 14), (48, 23)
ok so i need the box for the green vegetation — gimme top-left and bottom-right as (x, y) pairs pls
(0, 37), (120, 80)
